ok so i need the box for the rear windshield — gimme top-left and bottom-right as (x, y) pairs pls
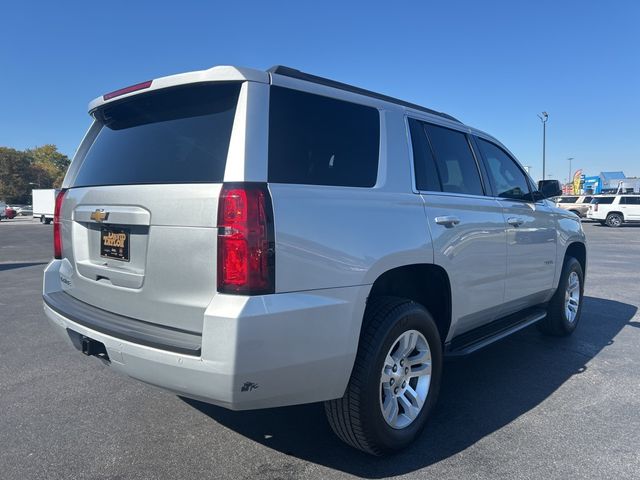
(557, 197), (578, 203)
(72, 83), (241, 187)
(590, 197), (615, 204)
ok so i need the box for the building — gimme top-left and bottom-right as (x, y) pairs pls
(582, 171), (631, 194)
(616, 177), (640, 193)
(582, 175), (601, 194)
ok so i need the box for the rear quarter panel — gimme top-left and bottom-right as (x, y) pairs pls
(270, 185), (432, 293)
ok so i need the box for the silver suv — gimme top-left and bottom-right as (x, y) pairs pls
(43, 65), (587, 455)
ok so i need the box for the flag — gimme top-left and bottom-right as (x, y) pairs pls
(572, 169), (583, 195)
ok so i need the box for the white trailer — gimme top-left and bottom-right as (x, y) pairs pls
(32, 189), (59, 224)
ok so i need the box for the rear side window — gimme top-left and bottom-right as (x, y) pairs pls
(72, 83), (241, 187)
(268, 87), (379, 187)
(581, 196), (593, 203)
(620, 196), (640, 204)
(591, 197), (615, 204)
(558, 197), (579, 204)
(476, 138), (532, 201)
(423, 124), (484, 196)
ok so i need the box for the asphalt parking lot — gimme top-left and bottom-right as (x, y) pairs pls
(1, 216), (639, 480)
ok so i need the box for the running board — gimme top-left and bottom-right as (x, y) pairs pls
(445, 307), (547, 357)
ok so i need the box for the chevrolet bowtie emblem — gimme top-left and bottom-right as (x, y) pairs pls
(90, 209), (109, 222)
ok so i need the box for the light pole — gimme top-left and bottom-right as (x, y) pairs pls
(537, 112), (549, 180)
(567, 157), (574, 192)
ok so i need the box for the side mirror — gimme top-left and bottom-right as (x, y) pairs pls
(537, 179), (562, 199)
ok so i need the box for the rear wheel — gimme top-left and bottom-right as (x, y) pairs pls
(538, 257), (584, 336)
(324, 297), (442, 455)
(605, 213), (623, 227)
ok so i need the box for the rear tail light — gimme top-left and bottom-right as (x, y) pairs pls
(217, 183), (275, 295)
(594, 203), (598, 212)
(53, 189), (68, 259)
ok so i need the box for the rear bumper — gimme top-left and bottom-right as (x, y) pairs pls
(44, 291), (202, 356)
(43, 260), (368, 410)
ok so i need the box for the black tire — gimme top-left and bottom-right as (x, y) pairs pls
(538, 257), (584, 336)
(605, 213), (623, 228)
(44, 217), (52, 225)
(324, 296), (442, 455)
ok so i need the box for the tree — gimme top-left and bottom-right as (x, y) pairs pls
(0, 147), (33, 204)
(0, 145), (71, 204)
(27, 144), (71, 172)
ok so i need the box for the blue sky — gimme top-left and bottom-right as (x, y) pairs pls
(2, 0), (638, 181)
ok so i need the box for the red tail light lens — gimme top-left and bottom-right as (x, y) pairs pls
(53, 189), (68, 259)
(217, 183), (275, 295)
(594, 203), (598, 212)
(103, 80), (152, 100)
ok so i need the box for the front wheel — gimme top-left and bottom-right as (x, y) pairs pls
(324, 297), (442, 455)
(538, 257), (584, 336)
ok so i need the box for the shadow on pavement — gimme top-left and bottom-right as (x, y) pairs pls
(182, 296), (636, 478)
(0, 262), (47, 272)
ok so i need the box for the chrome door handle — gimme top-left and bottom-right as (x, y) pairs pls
(435, 216), (461, 227)
(507, 216), (524, 227)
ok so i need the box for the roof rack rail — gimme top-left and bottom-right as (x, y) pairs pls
(267, 65), (462, 124)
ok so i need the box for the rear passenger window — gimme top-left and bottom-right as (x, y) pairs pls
(621, 197), (640, 204)
(476, 138), (532, 201)
(408, 118), (441, 192)
(268, 87), (379, 187)
(591, 197), (615, 204)
(423, 124), (484, 196)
